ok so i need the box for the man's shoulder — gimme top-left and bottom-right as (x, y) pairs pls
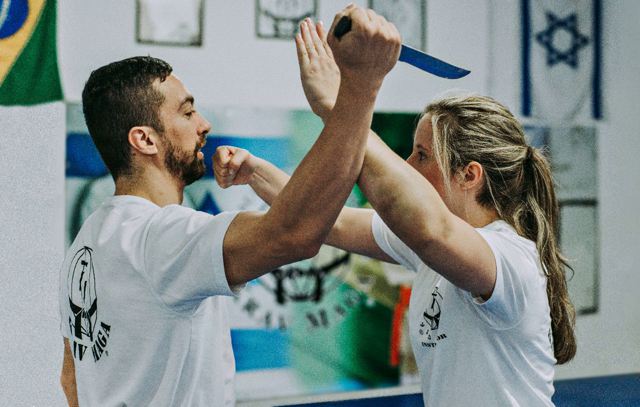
(65, 197), (159, 258)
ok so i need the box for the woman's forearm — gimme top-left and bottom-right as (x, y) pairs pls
(248, 158), (291, 205)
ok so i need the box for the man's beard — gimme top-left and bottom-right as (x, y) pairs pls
(163, 137), (206, 186)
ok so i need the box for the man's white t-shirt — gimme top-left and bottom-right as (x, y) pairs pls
(59, 195), (239, 406)
(372, 213), (556, 406)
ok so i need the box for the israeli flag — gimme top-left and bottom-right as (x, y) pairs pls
(521, 0), (602, 121)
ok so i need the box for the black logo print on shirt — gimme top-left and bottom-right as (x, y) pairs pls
(418, 286), (447, 348)
(67, 246), (111, 362)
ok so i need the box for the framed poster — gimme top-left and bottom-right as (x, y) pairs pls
(525, 125), (599, 314)
(255, 0), (318, 39)
(369, 0), (426, 51)
(136, 0), (204, 46)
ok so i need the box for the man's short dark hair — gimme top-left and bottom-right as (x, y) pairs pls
(82, 56), (173, 179)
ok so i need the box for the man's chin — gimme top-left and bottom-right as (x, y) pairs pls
(183, 164), (206, 186)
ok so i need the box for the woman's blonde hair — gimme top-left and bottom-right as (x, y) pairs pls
(424, 94), (576, 364)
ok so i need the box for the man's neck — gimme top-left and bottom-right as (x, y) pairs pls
(114, 169), (184, 207)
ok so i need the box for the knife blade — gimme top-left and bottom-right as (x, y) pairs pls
(332, 16), (470, 80)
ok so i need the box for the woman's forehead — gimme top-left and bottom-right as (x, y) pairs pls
(414, 115), (433, 146)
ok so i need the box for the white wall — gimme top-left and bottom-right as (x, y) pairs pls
(58, 0), (489, 110)
(554, 0), (640, 379)
(1, 1), (639, 406)
(487, 0), (640, 379)
(0, 103), (66, 405)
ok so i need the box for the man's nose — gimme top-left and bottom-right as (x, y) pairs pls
(200, 116), (212, 135)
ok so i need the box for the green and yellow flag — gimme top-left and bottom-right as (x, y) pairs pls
(0, 0), (62, 105)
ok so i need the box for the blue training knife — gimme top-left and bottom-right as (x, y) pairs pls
(333, 16), (470, 80)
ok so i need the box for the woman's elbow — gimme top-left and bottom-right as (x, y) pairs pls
(412, 210), (454, 251)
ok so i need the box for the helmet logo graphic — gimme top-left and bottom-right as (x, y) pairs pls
(418, 286), (448, 346)
(67, 246), (111, 362)
(422, 287), (442, 330)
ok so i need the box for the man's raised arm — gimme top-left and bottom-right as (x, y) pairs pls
(221, 6), (401, 286)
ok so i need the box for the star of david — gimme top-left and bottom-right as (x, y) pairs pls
(535, 12), (590, 69)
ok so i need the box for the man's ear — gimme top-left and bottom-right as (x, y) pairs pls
(128, 126), (159, 156)
(457, 161), (484, 191)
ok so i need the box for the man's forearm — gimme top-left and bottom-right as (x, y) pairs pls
(264, 81), (379, 246)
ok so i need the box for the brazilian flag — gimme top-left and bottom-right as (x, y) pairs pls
(0, 0), (62, 105)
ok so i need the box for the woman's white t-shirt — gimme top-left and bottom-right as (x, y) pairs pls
(372, 213), (556, 406)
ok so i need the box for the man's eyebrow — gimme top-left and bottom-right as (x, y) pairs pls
(416, 144), (428, 150)
(178, 95), (195, 110)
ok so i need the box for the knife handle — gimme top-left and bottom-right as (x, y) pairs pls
(333, 16), (352, 40)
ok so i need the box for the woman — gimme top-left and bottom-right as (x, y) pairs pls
(214, 18), (576, 406)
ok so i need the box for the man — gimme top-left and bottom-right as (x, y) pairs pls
(59, 5), (401, 406)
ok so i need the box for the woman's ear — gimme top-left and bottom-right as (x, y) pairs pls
(128, 126), (159, 156)
(458, 161), (484, 191)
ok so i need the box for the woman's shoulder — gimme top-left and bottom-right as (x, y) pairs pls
(477, 220), (543, 278)
(480, 220), (536, 251)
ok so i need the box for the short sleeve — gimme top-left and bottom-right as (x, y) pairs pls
(371, 212), (422, 272)
(143, 206), (240, 313)
(466, 228), (541, 328)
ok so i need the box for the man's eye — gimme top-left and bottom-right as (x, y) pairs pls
(418, 152), (427, 161)
(185, 110), (195, 118)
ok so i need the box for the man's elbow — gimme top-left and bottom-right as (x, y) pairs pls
(284, 233), (322, 261)
(60, 370), (71, 389)
(263, 215), (327, 262)
(300, 239), (322, 259)
(60, 376), (69, 394)
(60, 374), (76, 404)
